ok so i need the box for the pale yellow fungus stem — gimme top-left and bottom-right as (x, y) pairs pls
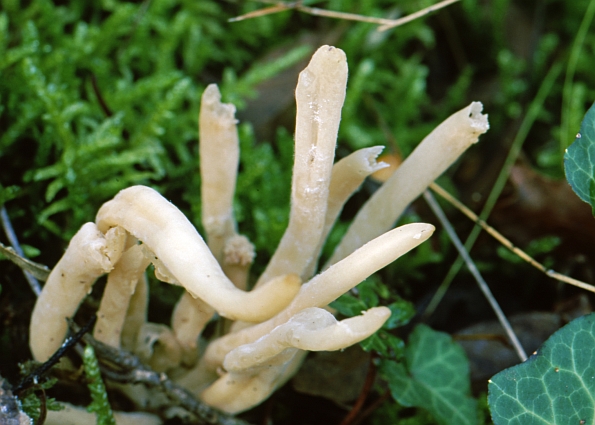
(201, 351), (299, 414)
(30, 223), (126, 362)
(203, 223), (434, 368)
(199, 84), (240, 262)
(328, 102), (489, 266)
(96, 186), (300, 322)
(304, 146), (388, 278)
(171, 292), (215, 366)
(255, 45), (348, 287)
(121, 274), (149, 352)
(94, 243), (150, 348)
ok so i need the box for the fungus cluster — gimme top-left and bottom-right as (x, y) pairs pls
(29, 45), (489, 415)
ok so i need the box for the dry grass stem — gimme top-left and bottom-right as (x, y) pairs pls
(429, 182), (595, 294)
(229, 0), (462, 32)
(423, 190), (528, 362)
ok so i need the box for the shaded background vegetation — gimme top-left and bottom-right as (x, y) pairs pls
(1, 0), (595, 423)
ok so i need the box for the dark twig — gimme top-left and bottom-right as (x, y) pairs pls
(68, 321), (254, 425)
(351, 391), (391, 425)
(338, 354), (377, 425)
(89, 73), (130, 140)
(13, 315), (97, 394)
(36, 387), (48, 425)
(90, 73), (113, 117)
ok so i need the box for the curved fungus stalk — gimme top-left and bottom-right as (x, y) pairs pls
(96, 185), (300, 323)
(200, 307), (390, 414)
(223, 307), (391, 371)
(254, 45), (348, 287)
(202, 223), (434, 370)
(29, 44), (489, 415)
(30, 223), (127, 362)
(327, 101), (489, 266)
(94, 243), (150, 348)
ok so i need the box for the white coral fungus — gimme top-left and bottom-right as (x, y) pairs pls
(29, 45), (488, 414)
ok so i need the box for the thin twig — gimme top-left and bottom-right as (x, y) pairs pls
(68, 322), (254, 425)
(422, 190), (527, 362)
(295, 5), (401, 25)
(0, 206), (42, 295)
(14, 316), (97, 394)
(0, 242), (50, 281)
(350, 391), (391, 425)
(376, 0), (461, 31)
(90, 74), (113, 117)
(338, 354), (377, 425)
(228, 3), (292, 22)
(229, 0), (461, 32)
(429, 183), (595, 294)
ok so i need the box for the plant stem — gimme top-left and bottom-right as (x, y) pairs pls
(0, 206), (41, 296)
(422, 190), (527, 362)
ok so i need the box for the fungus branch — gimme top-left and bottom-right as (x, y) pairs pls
(223, 307), (391, 371)
(203, 223), (434, 369)
(95, 186), (299, 322)
(229, 0), (462, 33)
(256, 45), (347, 286)
(30, 223), (127, 362)
(94, 243), (151, 348)
(28, 45), (489, 417)
(327, 101), (489, 267)
(69, 324), (255, 425)
(199, 84), (240, 263)
(304, 146), (389, 278)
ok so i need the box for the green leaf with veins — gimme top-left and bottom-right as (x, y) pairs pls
(488, 313), (595, 425)
(380, 324), (477, 425)
(564, 101), (595, 214)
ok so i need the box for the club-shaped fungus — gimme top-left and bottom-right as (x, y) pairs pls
(30, 45), (488, 414)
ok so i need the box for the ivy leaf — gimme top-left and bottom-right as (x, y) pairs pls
(488, 313), (595, 425)
(564, 101), (595, 214)
(380, 324), (477, 425)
